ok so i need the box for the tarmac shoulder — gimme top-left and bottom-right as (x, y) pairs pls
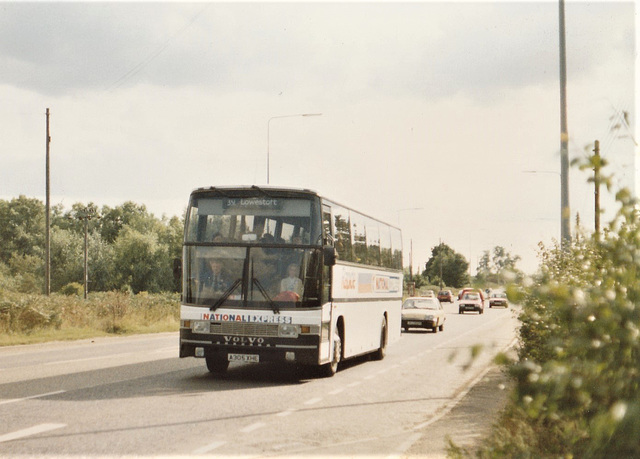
(404, 365), (511, 458)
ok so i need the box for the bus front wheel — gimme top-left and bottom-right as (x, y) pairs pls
(322, 333), (342, 377)
(206, 355), (229, 374)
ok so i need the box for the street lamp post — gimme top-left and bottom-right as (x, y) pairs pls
(559, 0), (571, 249)
(267, 113), (322, 184)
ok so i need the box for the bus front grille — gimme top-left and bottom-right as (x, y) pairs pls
(210, 322), (280, 337)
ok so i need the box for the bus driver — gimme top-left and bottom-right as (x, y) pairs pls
(280, 263), (303, 298)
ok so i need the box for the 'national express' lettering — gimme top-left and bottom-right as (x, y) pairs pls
(200, 313), (292, 324)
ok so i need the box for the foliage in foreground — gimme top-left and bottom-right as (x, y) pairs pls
(475, 189), (640, 458)
(0, 291), (179, 346)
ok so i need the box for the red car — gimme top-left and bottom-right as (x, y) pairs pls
(437, 290), (453, 303)
(489, 291), (509, 308)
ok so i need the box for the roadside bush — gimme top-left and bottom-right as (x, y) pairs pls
(60, 282), (84, 296)
(0, 291), (179, 345)
(476, 189), (640, 457)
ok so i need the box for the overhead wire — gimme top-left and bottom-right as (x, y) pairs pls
(106, 5), (208, 92)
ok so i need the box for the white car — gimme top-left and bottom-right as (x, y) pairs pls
(401, 297), (446, 333)
(458, 292), (484, 314)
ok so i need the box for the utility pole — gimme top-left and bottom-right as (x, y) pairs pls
(409, 239), (413, 281)
(559, 0), (571, 249)
(439, 239), (443, 289)
(45, 108), (51, 296)
(83, 217), (89, 299)
(594, 140), (601, 240)
(69, 207), (98, 299)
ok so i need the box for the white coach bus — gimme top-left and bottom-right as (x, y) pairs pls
(179, 186), (403, 376)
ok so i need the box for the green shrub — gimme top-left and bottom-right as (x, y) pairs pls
(60, 282), (84, 296)
(477, 189), (640, 457)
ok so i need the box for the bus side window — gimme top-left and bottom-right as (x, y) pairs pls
(322, 204), (333, 245)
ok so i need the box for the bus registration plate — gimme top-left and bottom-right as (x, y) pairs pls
(228, 353), (259, 363)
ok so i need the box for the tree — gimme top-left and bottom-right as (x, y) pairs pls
(475, 246), (522, 285)
(422, 242), (469, 288)
(0, 196), (45, 264)
(113, 227), (173, 293)
(0, 197), (183, 294)
(99, 201), (158, 244)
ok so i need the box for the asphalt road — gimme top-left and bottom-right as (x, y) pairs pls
(0, 301), (518, 457)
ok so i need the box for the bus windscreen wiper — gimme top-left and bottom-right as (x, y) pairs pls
(210, 278), (242, 311)
(252, 278), (280, 314)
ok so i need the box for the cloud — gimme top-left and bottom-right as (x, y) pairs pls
(1, 2), (633, 102)
(0, 1), (635, 274)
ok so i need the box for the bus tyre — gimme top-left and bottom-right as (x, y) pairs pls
(323, 333), (342, 377)
(371, 316), (387, 361)
(206, 356), (229, 374)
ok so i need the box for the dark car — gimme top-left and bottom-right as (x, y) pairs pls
(437, 290), (453, 303)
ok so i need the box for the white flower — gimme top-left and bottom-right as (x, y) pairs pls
(610, 402), (627, 421)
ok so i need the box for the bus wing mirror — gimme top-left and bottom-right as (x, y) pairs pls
(323, 246), (337, 266)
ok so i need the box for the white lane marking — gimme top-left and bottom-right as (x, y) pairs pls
(347, 381), (361, 388)
(240, 422), (265, 433)
(0, 423), (66, 443)
(0, 390), (66, 406)
(303, 397), (322, 405)
(364, 374), (375, 380)
(192, 441), (226, 454)
(276, 408), (297, 417)
(328, 388), (344, 395)
(44, 353), (134, 366)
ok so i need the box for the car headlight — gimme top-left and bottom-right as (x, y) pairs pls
(279, 323), (300, 338)
(192, 321), (210, 334)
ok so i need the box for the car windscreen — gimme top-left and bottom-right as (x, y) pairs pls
(403, 299), (438, 310)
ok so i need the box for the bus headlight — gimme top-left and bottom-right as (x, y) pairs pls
(279, 323), (299, 338)
(192, 321), (210, 334)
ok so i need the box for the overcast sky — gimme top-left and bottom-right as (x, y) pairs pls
(0, 1), (636, 274)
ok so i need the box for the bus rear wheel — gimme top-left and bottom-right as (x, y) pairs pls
(206, 355), (229, 374)
(371, 316), (388, 361)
